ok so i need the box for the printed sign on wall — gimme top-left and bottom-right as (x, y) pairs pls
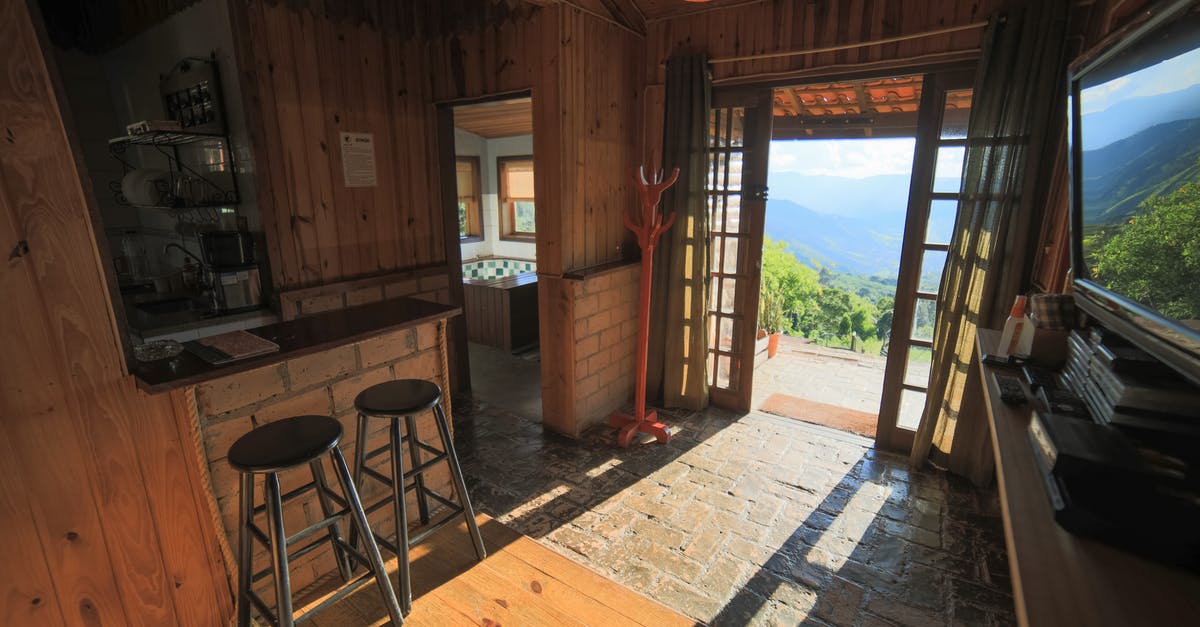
(340, 132), (376, 187)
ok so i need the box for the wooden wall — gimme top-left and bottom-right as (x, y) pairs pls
(232, 0), (641, 290)
(640, 0), (1004, 166)
(645, 0), (1003, 86)
(231, 0), (645, 435)
(0, 0), (232, 624)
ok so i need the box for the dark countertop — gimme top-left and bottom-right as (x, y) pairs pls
(131, 296), (460, 394)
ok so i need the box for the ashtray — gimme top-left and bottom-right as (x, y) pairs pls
(134, 339), (183, 362)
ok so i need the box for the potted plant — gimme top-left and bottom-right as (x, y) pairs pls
(758, 290), (785, 358)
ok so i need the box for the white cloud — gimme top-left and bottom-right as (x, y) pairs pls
(1081, 46), (1200, 114)
(768, 138), (916, 178)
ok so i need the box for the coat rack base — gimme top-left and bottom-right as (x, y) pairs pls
(609, 410), (672, 447)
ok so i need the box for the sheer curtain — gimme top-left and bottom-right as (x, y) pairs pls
(910, 2), (1070, 484)
(646, 54), (711, 410)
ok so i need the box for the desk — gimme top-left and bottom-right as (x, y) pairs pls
(977, 329), (1200, 626)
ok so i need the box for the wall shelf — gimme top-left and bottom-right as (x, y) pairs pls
(108, 130), (228, 148)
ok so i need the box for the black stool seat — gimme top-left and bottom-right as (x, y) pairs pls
(354, 379), (441, 416)
(228, 415), (343, 473)
(229, 414), (404, 626)
(350, 378), (485, 615)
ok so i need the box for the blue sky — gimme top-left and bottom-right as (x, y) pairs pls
(769, 138), (916, 178)
(1080, 45), (1200, 115)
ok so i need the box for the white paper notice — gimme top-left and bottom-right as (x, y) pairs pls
(340, 132), (376, 187)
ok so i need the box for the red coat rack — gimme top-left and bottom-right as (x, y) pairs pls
(609, 166), (679, 447)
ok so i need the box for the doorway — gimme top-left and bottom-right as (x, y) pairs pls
(443, 95), (542, 420)
(707, 72), (974, 452)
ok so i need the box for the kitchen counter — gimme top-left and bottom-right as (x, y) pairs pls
(162, 295), (461, 600)
(131, 296), (460, 393)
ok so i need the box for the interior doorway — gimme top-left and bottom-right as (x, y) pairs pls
(708, 72), (974, 451)
(443, 95), (542, 420)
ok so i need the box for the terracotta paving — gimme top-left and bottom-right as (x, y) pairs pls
(452, 397), (1016, 626)
(753, 336), (930, 430)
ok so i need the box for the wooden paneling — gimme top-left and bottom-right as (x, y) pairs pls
(0, 0), (232, 624)
(454, 98), (534, 138)
(463, 275), (539, 351)
(645, 0), (1004, 88)
(232, 1), (642, 289)
(553, 7), (643, 272)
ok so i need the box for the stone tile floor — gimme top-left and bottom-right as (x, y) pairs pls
(452, 399), (1016, 626)
(752, 336), (930, 430)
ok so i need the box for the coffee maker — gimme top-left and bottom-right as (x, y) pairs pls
(200, 231), (263, 313)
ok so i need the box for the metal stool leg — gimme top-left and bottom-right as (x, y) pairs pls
(347, 412), (370, 562)
(390, 418), (413, 615)
(329, 447), (405, 626)
(264, 473), (294, 627)
(432, 404), (486, 560)
(309, 459), (352, 582)
(237, 472), (254, 627)
(404, 414), (431, 525)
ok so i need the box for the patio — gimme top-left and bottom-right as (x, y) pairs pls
(754, 335), (931, 434)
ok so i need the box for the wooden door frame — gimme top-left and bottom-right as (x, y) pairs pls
(708, 87), (773, 412)
(435, 90), (534, 397)
(875, 69), (975, 452)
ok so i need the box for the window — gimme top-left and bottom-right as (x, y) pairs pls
(456, 156), (482, 241)
(498, 156), (535, 239)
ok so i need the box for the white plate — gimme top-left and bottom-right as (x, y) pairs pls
(121, 168), (171, 207)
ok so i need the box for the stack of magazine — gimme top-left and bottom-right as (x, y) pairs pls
(1030, 328), (1200, 569)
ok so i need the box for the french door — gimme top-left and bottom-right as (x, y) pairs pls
(875, 71), (975, 451)
(705, 88), (773, 412)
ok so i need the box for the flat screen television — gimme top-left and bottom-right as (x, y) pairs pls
(1070, 0), (1200, 384)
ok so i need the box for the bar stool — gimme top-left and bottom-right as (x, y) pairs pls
(350, 379), (486, 614)
(228, 415), (404, 627)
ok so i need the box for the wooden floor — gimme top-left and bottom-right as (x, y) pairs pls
(296, 514), (697, 626)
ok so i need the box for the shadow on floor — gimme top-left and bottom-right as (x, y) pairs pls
(451, 400), (1015, 625)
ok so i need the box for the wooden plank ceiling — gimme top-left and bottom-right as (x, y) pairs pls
(772, 76), (972, 139)
(633, 0), (757, 21)
(454, 97), (534, 138)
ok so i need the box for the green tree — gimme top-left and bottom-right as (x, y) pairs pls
(849, 302), (878, 339)
(1094, 181), (1200, 319)
(760, 237), (821, 334)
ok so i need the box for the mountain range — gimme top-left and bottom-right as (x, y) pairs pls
(1082, 117), (1200, 224)
(764, 175), (958, 276)
(1080, 83), (1200, 151)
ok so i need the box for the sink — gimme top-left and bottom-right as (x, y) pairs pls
(134, 296), (209, 315)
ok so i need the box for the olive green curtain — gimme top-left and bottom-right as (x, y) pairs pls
(646, 54), (711, 410)
(910, 2), (1070, 484)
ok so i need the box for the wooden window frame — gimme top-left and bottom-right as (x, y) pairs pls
(457, 156), (483, 242)
(497, 155), (536, 242)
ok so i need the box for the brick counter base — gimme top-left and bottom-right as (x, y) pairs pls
(189, 319), (454, 598)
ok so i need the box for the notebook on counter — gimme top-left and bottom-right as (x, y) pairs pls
(184, 330), (279, 365)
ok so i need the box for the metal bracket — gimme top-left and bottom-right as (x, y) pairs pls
(745, 184), (769, 201)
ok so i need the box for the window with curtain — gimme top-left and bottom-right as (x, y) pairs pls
(456, 156), (482, 241)
(498, 156), (535, 239)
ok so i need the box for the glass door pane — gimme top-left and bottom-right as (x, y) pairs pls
(706, 90), (773, 411)
(875, 72), (973, 452)
(707, 106), (748, 392)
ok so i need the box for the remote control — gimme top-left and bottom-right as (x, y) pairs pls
(994, 373), (1026, 404)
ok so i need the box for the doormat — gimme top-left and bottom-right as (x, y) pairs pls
(759, 393), (878, 438)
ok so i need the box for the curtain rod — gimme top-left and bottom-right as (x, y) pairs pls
(708, 20), (990, 65)
(708, 48), (982, 86)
